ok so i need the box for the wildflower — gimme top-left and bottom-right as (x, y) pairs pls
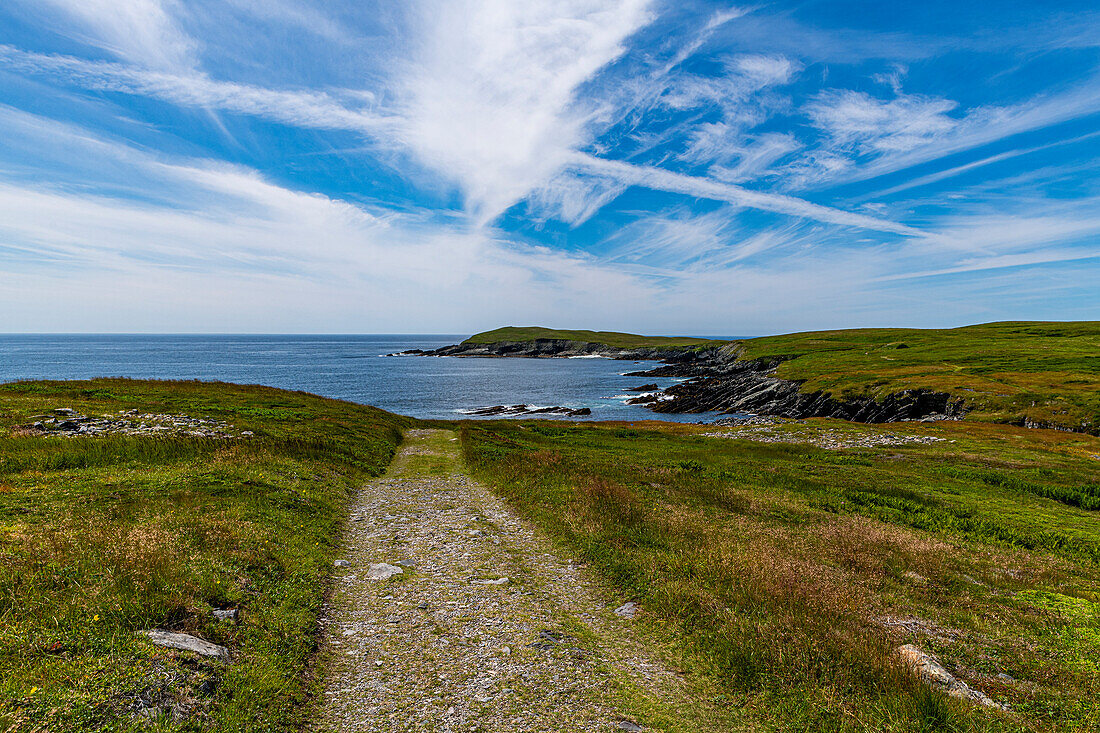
(93, 614), (100, 621)
(29, 686), (37, 694)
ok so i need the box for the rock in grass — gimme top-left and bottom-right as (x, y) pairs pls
(614, 601), (638, 618)
(366, 563), (404, 580)
(141, 630), (228, 660)
(896, 644), (1005, 709)
(212, 609), (239, 623)
(334, 559), (351, 567)
(614, 720), (644, 731)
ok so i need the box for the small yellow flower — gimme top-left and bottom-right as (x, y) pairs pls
(29, 686), (37, 694)
(93, 614), (99, 621)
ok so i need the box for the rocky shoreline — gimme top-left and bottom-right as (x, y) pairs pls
(412, 338), (967, 425)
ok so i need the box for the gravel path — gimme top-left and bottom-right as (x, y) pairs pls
(317, 429), (686, 733)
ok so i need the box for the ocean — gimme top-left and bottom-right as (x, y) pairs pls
(0, 334), (718, 422)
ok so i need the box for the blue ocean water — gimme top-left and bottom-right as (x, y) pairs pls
(0, 335), (717, 422)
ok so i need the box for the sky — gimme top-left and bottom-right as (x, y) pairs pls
(0, 1), (1098, 335)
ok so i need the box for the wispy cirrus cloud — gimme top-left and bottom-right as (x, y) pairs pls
(797, 75), (1100, 188)
(0, 45), (395, 133)
(571, 153), (921, 235)
(29, 0), (196, 69)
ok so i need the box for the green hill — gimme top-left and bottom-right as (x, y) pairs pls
(462, 326), (727, 350)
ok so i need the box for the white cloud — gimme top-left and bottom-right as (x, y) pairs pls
(686, 129), (799, 182)
(396, 0), (655, 223)
(806, 89), (958, 154)
(571, 153), (921, 235)
(800, 73), (1100, 188)
(32, 0), (196, 70)
(0, 45), (394, 134)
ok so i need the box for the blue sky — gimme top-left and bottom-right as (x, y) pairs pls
(0, 0), (1098, 335)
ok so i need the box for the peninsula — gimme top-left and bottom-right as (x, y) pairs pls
(417, 322), (1100, 433)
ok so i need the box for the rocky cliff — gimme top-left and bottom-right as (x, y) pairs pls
(408, 338), (716, 362)
(626, 357), (966, 422)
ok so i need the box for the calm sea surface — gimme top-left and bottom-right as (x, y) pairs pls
(0, 335), (718, 422)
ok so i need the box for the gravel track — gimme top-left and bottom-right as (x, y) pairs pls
(318, 429), (683, 733)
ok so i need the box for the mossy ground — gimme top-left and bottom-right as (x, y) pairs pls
(461, 417), (1100, 732)
(0, 379), (412, 732)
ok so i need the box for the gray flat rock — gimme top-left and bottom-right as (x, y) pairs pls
(897, 644), (1005, 709)
(141, 630), (228, 659)
(366, 563), (404, 580)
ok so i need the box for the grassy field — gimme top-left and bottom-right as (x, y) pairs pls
(0, 379), (412, 732)
(736, 321), (1100, 433)
(462, 326), (727, 350)
(462, 417), (1100, 732)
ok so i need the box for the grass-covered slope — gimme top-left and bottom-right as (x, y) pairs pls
(0, 379), (412, 732)
(463, 417), (1100, 732)
(462, 326), (726, 350)
(738, 321), (1100, 431)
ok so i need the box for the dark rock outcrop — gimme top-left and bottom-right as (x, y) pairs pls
(463, 404), (592, 418)
(417, 339), (715, 363)
(626, 358), (966, 422)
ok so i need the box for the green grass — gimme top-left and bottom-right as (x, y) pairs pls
(735, 321), (1100, 432)
(0, 379), (413, 732)
(462, 417), (1100, 732)
(461, 326), (727, 350)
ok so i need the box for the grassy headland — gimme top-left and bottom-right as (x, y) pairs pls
(0, 379), (412, 731)
(462, 321), (1100, 432)
(462, 417), (1100, 732)
(738, 321), (1100, 432)
(462, 326), (727, 350)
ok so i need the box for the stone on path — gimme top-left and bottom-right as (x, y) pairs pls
(141, 630), (228, 659)
(470, 577), (509, 585)
(365, 563), (403, 580)
(334, 559), (351, 567)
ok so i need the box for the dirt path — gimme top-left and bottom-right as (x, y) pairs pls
(316, 429), (709, 732)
